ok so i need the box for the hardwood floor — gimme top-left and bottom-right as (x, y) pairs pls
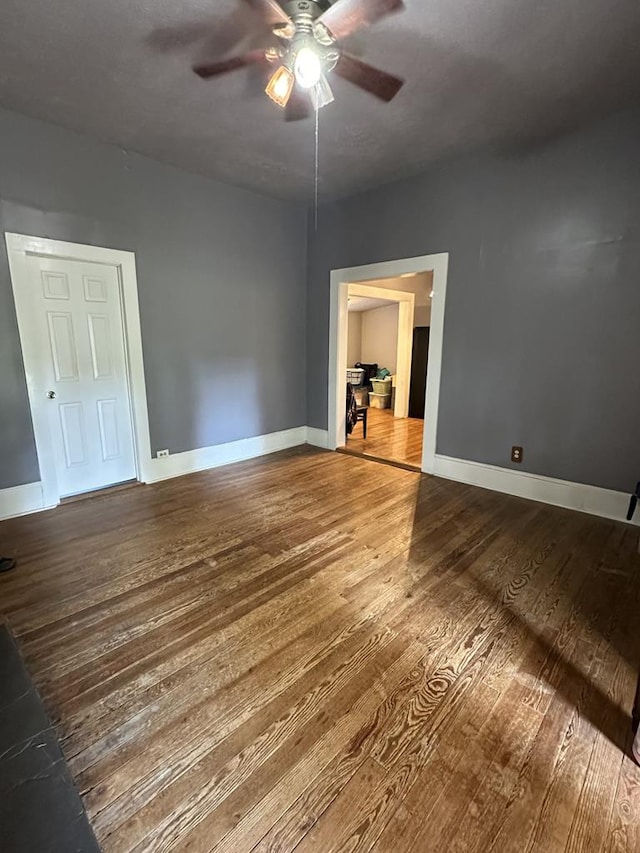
(1, 446), (639, 852)
(342, 407), (424, 468)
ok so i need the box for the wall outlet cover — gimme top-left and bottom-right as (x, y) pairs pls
(157, 449), (169, 458)
(511, 446), (523, 464)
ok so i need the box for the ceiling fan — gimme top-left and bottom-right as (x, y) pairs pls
(193, 0), (406, 119)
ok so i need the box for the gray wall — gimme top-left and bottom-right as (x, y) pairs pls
(0, 108), (307, 490)
(3, 105), (639, 496)
(307, 109), (640, 493)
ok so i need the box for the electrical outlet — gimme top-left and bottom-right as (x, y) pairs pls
(157, 449), (169, 458)
(511, 446), (523, 464)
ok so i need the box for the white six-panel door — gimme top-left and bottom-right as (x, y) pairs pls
(20, 255), (136, 497)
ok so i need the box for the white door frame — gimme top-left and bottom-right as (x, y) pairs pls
(5, 233), (153, 507)
(329, 253), (449, 473)
(347, 282), (415, 418)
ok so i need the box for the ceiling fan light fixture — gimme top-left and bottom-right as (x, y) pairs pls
(310, 74), (334, 111)
(294, 46), (322, 89)
(189, 0), (406, 118)
(273, 21), (296, 40)
(265, 64), (295, 107)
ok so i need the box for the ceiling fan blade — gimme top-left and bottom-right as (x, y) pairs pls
(193, 50), (267, 79)
(285, 87), (312, 121)
(242, 0), (292, 27)
(148, 3), (275, 54)
(334, 53), (404, 102)
(149, 20), (219, 52)
(317, 0), (404, 41)
(149, 16), (247, 53)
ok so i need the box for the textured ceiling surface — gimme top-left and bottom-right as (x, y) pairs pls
(1, 0), (639, 200)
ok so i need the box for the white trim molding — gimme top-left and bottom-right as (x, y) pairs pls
(328, 253), (449, 474)
(146, 427), (308, 483)
(2, 440), (635, 530)
(5, 233), (153, 507)
(0, 482), (56, 521)
(433, 454), (639, 527)
(306, 427), (329, 449)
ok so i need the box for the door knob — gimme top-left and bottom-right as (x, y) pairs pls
(47, 390), (56, 399)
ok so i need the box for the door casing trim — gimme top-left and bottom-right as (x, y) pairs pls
(328, 253), (449, 473)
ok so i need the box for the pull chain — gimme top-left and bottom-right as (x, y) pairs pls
(314, 105), (319, 231)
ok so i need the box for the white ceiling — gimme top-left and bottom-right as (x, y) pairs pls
(0, 0), (639, 200)
(356, 272), (433, 304)
(348, 295), (396, 312)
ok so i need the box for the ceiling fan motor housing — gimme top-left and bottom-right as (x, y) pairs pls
(284, 1), (330, 15)
(283, 1), (326, 31)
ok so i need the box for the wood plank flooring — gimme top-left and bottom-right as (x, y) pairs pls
(341, 407), (424, 469)
(1, 446), (639, 852)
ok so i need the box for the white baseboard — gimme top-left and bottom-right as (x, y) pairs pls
(146, 426), (309, 484)
(3, 439), (635, 532)
(0, 426), (318, 518)
(0, 482), (53, 521)
(433, 454), (638, 527)
(306, 427), (329, 449)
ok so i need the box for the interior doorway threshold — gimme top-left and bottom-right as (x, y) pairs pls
(336, 447), (421, 474)
(61, 479), (142, 504)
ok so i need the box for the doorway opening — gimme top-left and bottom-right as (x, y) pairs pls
(6, 233), (152, 509)
(341, 277), (427, 469)
(328, 253), (449, 474)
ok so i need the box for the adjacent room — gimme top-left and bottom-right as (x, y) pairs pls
(1, 1), (640, 851)
(342, 272), (432, 469)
